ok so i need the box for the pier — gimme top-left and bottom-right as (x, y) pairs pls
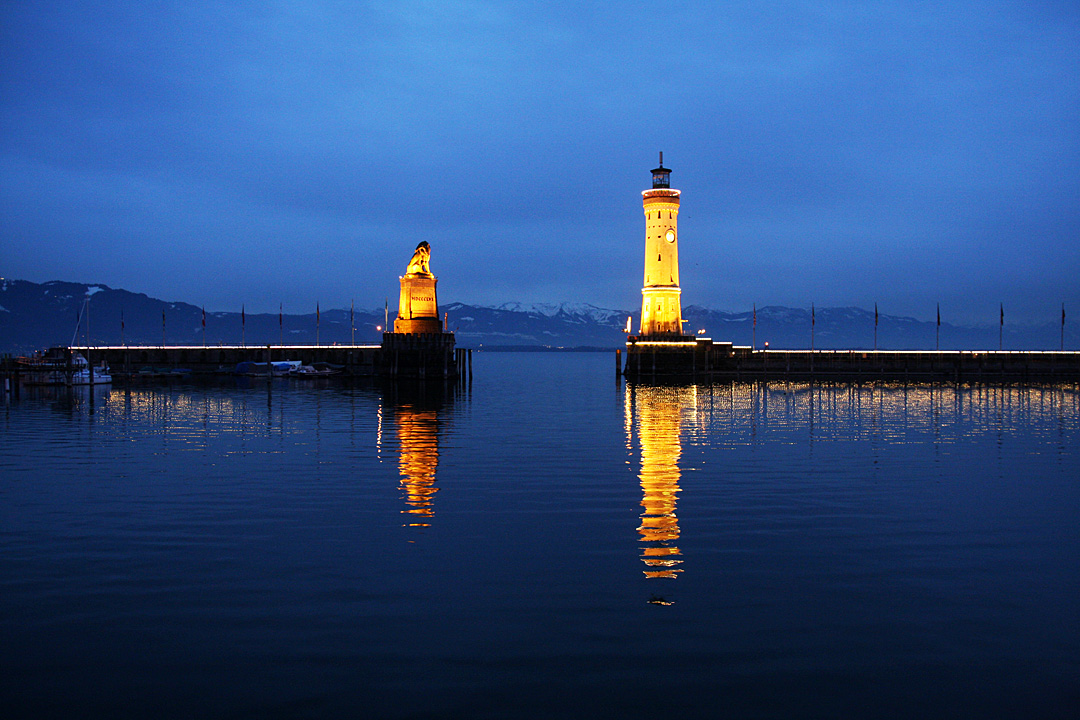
(84, 344), (381, 377)
(624, 337), (1080, 381)
(3, 341), (473, 384)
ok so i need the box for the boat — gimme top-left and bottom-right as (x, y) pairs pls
(70, 368), (113, 385)
(137, 367), (193, 378)
(289, 362), (343, 377)
(69, 355), (112, 385)
(19, 348), (110, 386)
(234, 360), (300, 376)
(18, 296), (112, 386)
(65, 294), (111, 385)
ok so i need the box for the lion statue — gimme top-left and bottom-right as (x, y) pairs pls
(404, 241), (432, 276)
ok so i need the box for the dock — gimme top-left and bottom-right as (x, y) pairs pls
(3, 340), (472, 384)
(82, 344), (381, 377)
(623, 337), (1080, 381)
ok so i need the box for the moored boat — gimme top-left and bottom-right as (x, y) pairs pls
(289, 362), (343, 377)
(19, 348), (110, 386)
(69, 360), (112, 385)
(234, 360), (299, 376)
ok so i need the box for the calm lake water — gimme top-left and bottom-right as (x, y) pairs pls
(2, 353), (1078, 719)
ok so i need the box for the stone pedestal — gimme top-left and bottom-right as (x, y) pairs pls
(394, 274), (441, 334)
(393, 316), (443, 334)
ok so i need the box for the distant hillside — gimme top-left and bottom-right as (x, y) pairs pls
(1, 279), (1075, 354)
(0, 279), (385, 354)
(445, 302), (629, 348)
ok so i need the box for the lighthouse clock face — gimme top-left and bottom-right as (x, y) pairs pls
(665, 229), (675, 243)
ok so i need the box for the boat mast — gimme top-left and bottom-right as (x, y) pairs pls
(87, 294), (93, 384)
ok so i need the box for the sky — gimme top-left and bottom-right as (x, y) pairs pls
(2, 1), (1078, 324)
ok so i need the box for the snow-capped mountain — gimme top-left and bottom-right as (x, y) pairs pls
(492, 302), (628, 326)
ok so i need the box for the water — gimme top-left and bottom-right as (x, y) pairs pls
(2, 353), (1078, 719)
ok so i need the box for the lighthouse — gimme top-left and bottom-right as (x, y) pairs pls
(624, 154), (711, 379)
(639, 153), (685, 337)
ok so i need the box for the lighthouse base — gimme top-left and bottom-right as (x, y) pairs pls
(623, 336), (718, 379)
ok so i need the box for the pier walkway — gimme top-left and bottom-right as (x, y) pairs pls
(87, 344), (381, 377)
(624, 338), (1080, 381)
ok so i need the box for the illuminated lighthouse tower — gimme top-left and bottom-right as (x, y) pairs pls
(639, 153), (685, 337)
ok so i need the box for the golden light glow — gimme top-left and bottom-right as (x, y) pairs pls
(395, 405), (440, 527)
(394, 242), (440, 333)
(639, 177), (683, 336)
(626, 383), (699, 579)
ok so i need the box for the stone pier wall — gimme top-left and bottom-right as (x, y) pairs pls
(625, 337), (1080, 381)
(82, 345), (381, 377)
(377, 332), (458, 379)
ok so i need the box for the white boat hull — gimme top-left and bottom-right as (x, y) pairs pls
(69, 369), (112, 385)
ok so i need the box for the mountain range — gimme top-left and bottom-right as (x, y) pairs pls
(1, 279), (1074, 354)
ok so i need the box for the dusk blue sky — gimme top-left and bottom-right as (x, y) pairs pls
(2, 1), (1077, 323)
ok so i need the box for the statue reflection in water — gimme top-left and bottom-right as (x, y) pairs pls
(625, 384), (698, 581)
(378, 385), (449, 529)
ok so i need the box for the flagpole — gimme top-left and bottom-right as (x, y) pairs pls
(999, 303), (1003, 351)
(1062, 302), (1066, 351)
(811, 303), (815, 351)
(752, 303), (756, 351)
(936, 303), (940, 351)
(86, 293), (93, 385)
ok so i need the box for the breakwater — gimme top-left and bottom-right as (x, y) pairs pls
(623, 338), (1080, 381)
(87, 344), (380, 377)
(3, 340), (471, 383)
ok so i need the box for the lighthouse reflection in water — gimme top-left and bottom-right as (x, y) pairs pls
(625, 383), (696, 580)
